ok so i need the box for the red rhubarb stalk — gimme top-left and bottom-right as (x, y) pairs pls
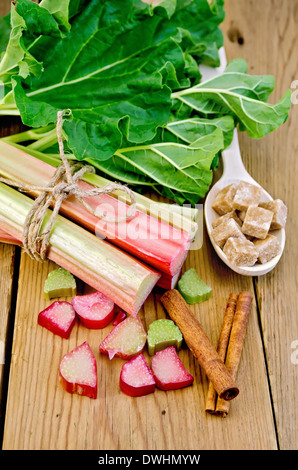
(0, 225), (176, 290)
(113, 311), (127, 326)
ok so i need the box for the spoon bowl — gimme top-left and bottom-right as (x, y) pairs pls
(204, 129), (285, 276)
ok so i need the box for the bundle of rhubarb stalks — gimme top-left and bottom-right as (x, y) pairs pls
(0, 139), (197, 315)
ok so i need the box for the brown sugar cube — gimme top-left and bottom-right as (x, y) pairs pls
(212, 184), (237, 215)
(212, 210), (243, 229)
(223, 237), (259, 267)
(211, 218), (246, 249)
(259, 199), (287, 230)
(253, 234), (281, 264)
(242, 206), (273, 239)
(232, 181), (262, 211)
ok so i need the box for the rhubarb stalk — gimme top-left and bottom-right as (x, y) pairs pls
(1, 131), (199, 235)
(0, 182), (160, 316)
(0, 141), (191, 277)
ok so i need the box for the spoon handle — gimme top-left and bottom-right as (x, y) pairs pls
(221, 129), (252, 182)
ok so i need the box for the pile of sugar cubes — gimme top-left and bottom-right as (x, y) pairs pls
(211, 181), (287, 267)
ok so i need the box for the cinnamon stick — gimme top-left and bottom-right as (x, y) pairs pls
(205, 293), (238, 414)
(215, 291), (253, 417)
(160, 289), (239, 401)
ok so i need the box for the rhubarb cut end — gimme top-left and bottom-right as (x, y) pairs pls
(38, 301), (76, 339)
(151, 346), (194, 391)
(99, 316), (147, 360)
(59, 341), (97, 399)
(71, 291), (115, 329)
(132, 271), (160, 316)
(120, 354), (155, 397)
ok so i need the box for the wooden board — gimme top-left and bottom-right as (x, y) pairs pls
(2, 251), (276, 450)
(1, 0), (297, 451)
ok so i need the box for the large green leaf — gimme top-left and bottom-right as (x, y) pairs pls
(0, 0), (69, 84)
(172, 60), (292, 138)
(85, 127), (224, 204)
(169, 0), (225, 68)
(11, 0), (188, 160)
(4, 0), (226, 162)
(165, 115), (235, 148)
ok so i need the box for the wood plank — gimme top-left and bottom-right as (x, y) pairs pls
(221, 0), (298, 450)
(0, 244), (16, 427)
(2, 240), (276, 450)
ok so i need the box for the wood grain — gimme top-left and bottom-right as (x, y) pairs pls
(1, 0), (297, 451)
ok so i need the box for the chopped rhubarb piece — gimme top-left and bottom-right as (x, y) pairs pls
(59, 342), (97, 399)
(99, 316), (147, 360)
(178, 268), (212, 304)
(147, 319), (183, 356)
(38, 301), (76, 339)
(44, 267), (77, 300)
(119, 354), (155, 397)
(71, 291), (114, 329)
(151, 346), (194, 391)
(113, 311), (127, 326)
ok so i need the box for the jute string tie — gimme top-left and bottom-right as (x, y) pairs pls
(0, 110), (136, 262)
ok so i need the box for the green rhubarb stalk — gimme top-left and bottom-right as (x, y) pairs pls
(0, 182), (160, 316)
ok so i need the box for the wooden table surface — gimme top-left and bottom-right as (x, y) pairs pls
(0, 0), (297, 451)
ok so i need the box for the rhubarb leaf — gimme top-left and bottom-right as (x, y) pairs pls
(0, 0), (68, 84)
(165, 0), (225, 69)
(87, 127), (225, 204)
(172, 62), (292, 138)
(0, 14), (10, 57)
(11, 0), (182, 160)
(165, 115), (235, 148)
(0, 6), (42, 83)
(13, 0), (66, 38)
(7, 0), (226, 161)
